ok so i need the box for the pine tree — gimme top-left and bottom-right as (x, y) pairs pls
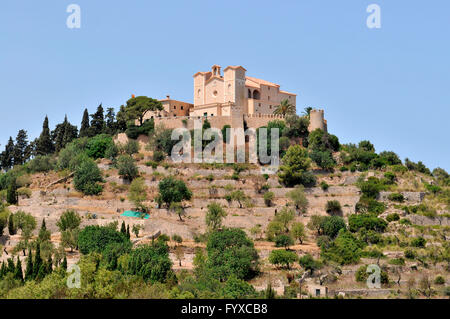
(126, 224), (130, 239)
(25, 248), (34, 281)
(90, 104), (105, 136)
(13, 129), (30, 165)
(79, 108), (91, 138)
(46, 256), (53, 274)
(120, 221), (126, 235)
(14, 256), (23, 282)
(105, 107), (117, 135)
(52, 115), (78, 152)
(1, 137), (15, 170)
(35, 116), (54, 155)
(6, 178), (18, 205)
(61, 256), (67, 271)
(33, 243), (43, 279)
(8, 213), (16, 235)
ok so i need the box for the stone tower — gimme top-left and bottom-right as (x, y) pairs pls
(308, 109), (327, 132)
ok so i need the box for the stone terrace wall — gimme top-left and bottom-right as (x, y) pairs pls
(153, 116), (233, 130)
(244, 114), (286, 129)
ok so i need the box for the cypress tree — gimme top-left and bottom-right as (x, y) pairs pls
(46, 256), (53, 274)
(61, 256), (67, 271)
(126, 224), (130, 239)
(120, 221), (126, 235)
(105, 107), (117, 134)
(79, 108), (91, 138)
(38, 218), (51, 242)
(33, 244), (43, 279)
(1, 137), (15, 170)
(36, 116), (54, 155)
(0, 262), (5, 279)
(6, 178), (18, 205)
(36, 264), (46, 281)
(8, 213), (16, 235)
(7, 258), (15, 274)
(13, 129), (30, 165)
(25, 248), (33, 281)
(14, 256), (23, 282)
(52, 115), (78, 152)
(90, 104), (105, 136)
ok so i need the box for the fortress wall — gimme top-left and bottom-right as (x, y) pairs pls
(244, 114), (285, 129)
(153, 116), (233, 130)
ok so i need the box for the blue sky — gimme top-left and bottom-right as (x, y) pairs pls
(0, 0), (449, 171)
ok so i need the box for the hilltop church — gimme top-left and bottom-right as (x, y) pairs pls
(143, 65), (326, 132)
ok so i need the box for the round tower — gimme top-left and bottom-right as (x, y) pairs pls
(308, 109), (326, 132)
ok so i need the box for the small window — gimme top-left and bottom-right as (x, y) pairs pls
(210, 114), (214, 117)
(269, 105), (272, 109)
(259, 103), (261, 107)
(203, 112), (208, 117)
(268, 96), (270, 101)
(316, 289), (321, 297)
(173, 105), (176, 109)
(181, 106), (184, 110)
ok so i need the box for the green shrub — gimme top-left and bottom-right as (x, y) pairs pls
(120, 140), (140, 155)
(321, 216), (346, 238)
(389, 257), (405, 266)
(86, 134), (114, 159)
(73, 158), (103, 195)
(320, 181), (329, 191)
(434, 275), (445, 285)
(404, 249), (416, 259)
(263, 191), (275, 207)
(321, 229), (364, 265)
(388, 193), (404, 202)
(275, 234), (294, 248)
(268, 249), (297, 269)
(325, 200), (342, 215)
(410, 236), (426, 248)
(348, 214), (387, 233)
(116, 155), (139, 181)
(126, 241), (174, 283)
(386, 213), (400, 222)
(355, 265), (389, 284)
(153, 150), (166, 163)
(17, 187), (31, 198)
(27, 155), (56, 173)
(78, 225), (130, 255)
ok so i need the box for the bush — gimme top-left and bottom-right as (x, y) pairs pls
(320, 181), (329, 191)
(206, 228), (259, 280)
(410, 236), (426, 248)
(358, 177), (384, 199)
(386, 213), (400, 222)
(278, 145), (315, 187)
(321, 216), (346, 238)
(116, 155), (139, 181)
(120, 140), (139, 155)
(78, 225), (130, 255)
(263, 191), (275, 207)
(321, 229), (364, 265)
(157, 177), (192, 208)
(27, 155), (56, 173)
(298, 254), (321, 274)
(355, 265), (389, 284)
(275, 234), (294, 248)
(17, 187), (31, 198)
(86, 134), (114, 159)
(389, 257), (405, 266)
(325, 200), (342, 215)
(268, 249), (297, 269)
(355, 197), (386, 214)
(388, 193), (404, 202)
(348, 214), (387, 233)
(383, 172), (396, 185)
(126, 241), (174, 283)
(73, 158), (103, 195)
(126, 119), (155, 139)
(153, 150), (166, 162)
(434, 275), (445, 285)
(404, 249), (416, 259)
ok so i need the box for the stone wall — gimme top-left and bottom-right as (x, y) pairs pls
(378, 191), (426, 202)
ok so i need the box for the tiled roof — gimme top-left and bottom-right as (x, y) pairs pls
(245, 76), (280, 88)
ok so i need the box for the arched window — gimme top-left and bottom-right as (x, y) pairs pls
(253, 90), (260, 100)
(248, 89), (252, 98)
